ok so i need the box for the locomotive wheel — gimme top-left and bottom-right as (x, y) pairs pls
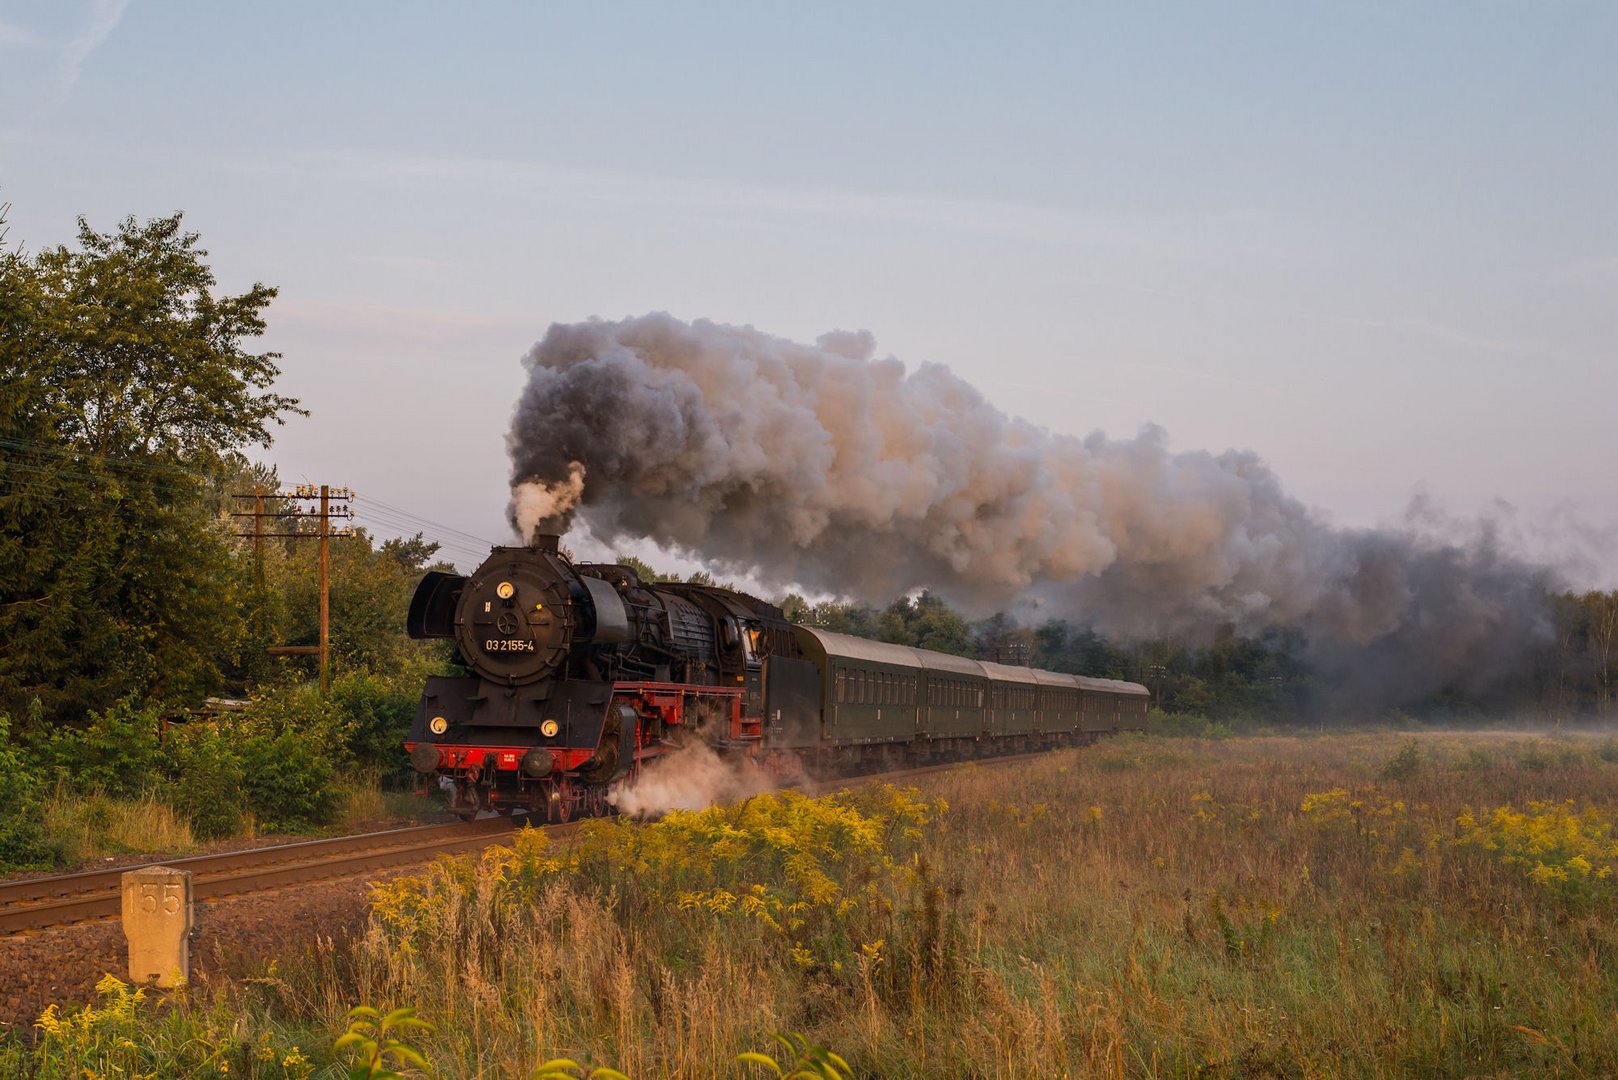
(554, 777), (574, 823)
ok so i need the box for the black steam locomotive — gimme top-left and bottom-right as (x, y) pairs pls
(405, 534), (1149, 819)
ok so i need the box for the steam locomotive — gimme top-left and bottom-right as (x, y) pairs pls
(405, 534), (1149, 819)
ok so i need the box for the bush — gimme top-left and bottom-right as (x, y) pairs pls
(1378, 739), (1423, 782)
(24, 975), (317, 1079)
(29, 698), (165, 797)
(221, 681), (350, 832)
(0, 713), (58, 870)
(166, 723), (247, 840)
(326, 672), (418, 785)
(241, 726), (340, 832)
(166, 681), (347, 836)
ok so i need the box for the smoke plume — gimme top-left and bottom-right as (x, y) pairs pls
(508, 313), (1560, 709)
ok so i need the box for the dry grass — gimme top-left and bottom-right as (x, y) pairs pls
(336, 771), (444, 834)
(83, 730), (1618, 1077)
(40, 787), (197, 864)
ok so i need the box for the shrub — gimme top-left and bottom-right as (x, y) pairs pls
(166, 722), (247, 840)
(326, 673), (418, 785)
(241, 725), (341, 832)
(372, 785), (942, 976)
(0, 713), (58, 870)
(1378, 739), (1423, 781)
(29, 697), (165, 797)
(1146, 708), (1232, 739)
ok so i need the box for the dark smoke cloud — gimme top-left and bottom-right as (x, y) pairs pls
(508, 313), (1560, 709)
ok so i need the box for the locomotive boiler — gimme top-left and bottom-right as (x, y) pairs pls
(405, 533), (1150, 819)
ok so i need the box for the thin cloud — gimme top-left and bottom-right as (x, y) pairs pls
(1125, 361), (1285, 397)
(0, 20), (45, 47)
(56, 0), (130, 97)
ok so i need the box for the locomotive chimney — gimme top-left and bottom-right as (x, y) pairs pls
(529, 532), (561, 554)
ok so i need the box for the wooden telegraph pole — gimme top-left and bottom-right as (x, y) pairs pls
(231, 483), (354, 691)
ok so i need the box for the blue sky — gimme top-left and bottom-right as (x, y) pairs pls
(3, 1), (1614, 579)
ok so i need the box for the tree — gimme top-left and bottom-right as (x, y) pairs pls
(1585, 590), (1618, 713)
(0, 213), (301, 724)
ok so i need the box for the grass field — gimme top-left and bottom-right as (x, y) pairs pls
(11, 729), (1618, 1078)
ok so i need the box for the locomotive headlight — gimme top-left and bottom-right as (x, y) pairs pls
(429, 715), (449, 736)
(540, 719), (560, 738)
(496, 581), (515, 600)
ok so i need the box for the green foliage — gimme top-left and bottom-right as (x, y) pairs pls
(336, 1005), (434, 1080)
(325, 672), (420, 786)
(0, 712), (57, 869)
(613, 553), (678, 582)
(29, 697), (166, 797)
(534, 1059), (633, 1080)
(0, 212), (301, 726)
(877, 591), (974, 655)
(24, 974), (316, 1078)
(230, 682), (348, 832)
(165, 721), (248, 839)
(1145, 707), (1233, 739)
(1378, 738), (1424, 781)
(737, 1033), (851, 1079)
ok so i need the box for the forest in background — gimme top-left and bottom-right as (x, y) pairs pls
(3, 209), (1617, 874)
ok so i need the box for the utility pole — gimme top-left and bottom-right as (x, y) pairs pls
(318, 484), (331, 691)
(231, 483), (354, 691)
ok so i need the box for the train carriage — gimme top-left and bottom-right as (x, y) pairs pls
(981, 660), (1041, 737)
(1032, 668), (1080, 734)
(1078, 676), (1152, 732)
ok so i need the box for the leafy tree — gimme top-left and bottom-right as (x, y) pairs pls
(0, 213), (301, 725)
(380, 532), (440, 574)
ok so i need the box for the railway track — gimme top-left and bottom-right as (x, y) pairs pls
(0, 748), (1052, 937)
(0, 815), (551, 937)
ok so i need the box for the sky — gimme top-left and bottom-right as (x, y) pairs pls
(2, 1), (1615, 583)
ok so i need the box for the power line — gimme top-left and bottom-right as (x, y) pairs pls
(349, 503), (487, 551)
(359, 494), (500, 548)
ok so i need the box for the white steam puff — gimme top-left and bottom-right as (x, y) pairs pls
(510, 461), (585, 542)
(508, 313), (1559, 707)
(609, 739), (778, 818)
